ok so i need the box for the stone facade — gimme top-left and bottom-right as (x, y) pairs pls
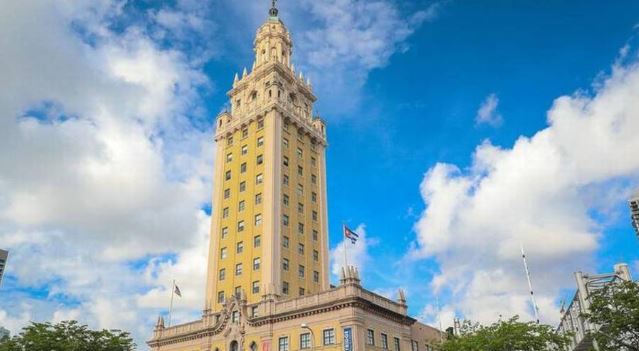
(148, 4), (441, 351)
(149, 268), (441, 351)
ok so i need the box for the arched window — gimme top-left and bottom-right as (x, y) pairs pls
(250, 342), (258, 351)
(230, 341), (239, 351)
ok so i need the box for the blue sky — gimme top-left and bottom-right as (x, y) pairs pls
(0, 0), (638, 348)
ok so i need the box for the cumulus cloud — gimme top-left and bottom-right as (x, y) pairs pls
(0, 0), (214, 346)
(475, 93), (503, 127)
(411, 52), (639, 326)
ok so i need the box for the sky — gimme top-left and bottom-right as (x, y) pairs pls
(0, 0), (639, 348)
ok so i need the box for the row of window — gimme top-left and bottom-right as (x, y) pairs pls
(226, 122), (264, 147)
(281, 138), (318, 166)
(367, 329), (402, 350)
(282, 122), (320, 152)
(277, 329), (335, 351)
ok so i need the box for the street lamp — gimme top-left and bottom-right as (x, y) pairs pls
(301, 323), (315, 350)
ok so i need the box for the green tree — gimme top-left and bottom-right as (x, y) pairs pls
(0, 320), (135, 351)
(441, 316), (570, 351)
(583, 280), (639, 351)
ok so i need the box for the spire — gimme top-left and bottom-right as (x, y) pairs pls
(269, 0), (279, 18)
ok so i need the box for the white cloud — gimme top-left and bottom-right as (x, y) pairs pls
(475, 93), (503, 127)
(411, 53), (639, 325)
(0, 0), (214, 347)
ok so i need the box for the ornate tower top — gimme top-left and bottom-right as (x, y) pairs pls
(269, 0), (279, 18)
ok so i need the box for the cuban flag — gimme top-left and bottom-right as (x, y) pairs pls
(343, 225), (359, 244)
(174, 284), (182, 298)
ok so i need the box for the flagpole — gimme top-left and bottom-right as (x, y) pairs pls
(342, 224), (349, 269)
(521, 244), (540, 324)
(169, 279), (175, 327)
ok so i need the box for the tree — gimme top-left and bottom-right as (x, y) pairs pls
(0, 320), (135, 351)
(441, 316), (570, 351)
(583, 280), (639, 351)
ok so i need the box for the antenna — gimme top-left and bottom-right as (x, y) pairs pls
(521, 244), (540, 323)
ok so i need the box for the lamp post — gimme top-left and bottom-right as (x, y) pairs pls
(301, 323), (315, 350)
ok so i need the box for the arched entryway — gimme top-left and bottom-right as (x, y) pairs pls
(230, 340), (239, 351)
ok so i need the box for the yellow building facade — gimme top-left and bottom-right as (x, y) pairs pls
(148, 4), (441, 351)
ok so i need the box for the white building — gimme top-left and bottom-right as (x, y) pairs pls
(557, 263), (632, 351)
(0, 249), (8, 287)
(630, 191), (639, 239)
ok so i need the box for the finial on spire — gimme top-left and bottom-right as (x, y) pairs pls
(269, 0), (279, 18)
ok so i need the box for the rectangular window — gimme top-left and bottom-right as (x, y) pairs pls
(283, 138), (289, 148)
(254, 235), (261, 247)
(298, 265), (305, 278)
(236, 241), (244, 254)
(313, 250), (319, 261)
(234, 286), (241, 297)
(227, 136), (233, 146)
(225, 170), (232, 181)
(298, 202), (304, 213)
(219, 269), (226, 281)
(221, 247), (227, 259)
(238, 220), (245, 232)
(311, 192), (317, 202)
(300, 333), (311, 349)
(313, 271), (319, 283)
(298, 243), (304, 255)
(222, 227), (229, 238)
(311, 156), (317, 166)
(312, 174), (317, 184)
(235, 263), (243, 276)
(278, 337), (289, 351)
(394, 337), (401, 351)
(283, 194), (289, 206)
(217, 291), (225, 303)
(241, 162), (247, 173)
(242, 128), (249, 139)
(298, 222), (304, 235)
(257, 136), (264, 147)
(299, 287), (305, 296)
(323, 329), (336, 345)
(257, 118), (264, 129)
(256, 173), (263, 184)
(283, 175), (289, 186)
(313, 230), (318, 241)
(381, 334), (388, 349)
(232, 310), (239, 322)
(298, 165), (303, 176)
(283, 156), (289, 167)
(282, 214), (289, 226)
(255, 214), (262, 226)
(224, 188), (230, 199)
(297, 147), (303, 158)
(241, 145), (248, 155)
(282, 281), (289, 295)
(367, 330), (375, 346)
(255, 193), (262, 204)
(312, 211), (318, 221)
(251, 306), (259, 317)
(282, 258), (289, 271)
(226, 153), (233, 163)
(252, 280), (260, 294)
(411, 340), (418, 351)
(297, 184), (303, 196)
(222, 207), (229, 218)
(238, 200), (245, 212)
(240, 181), (246, 192)
(282, 236), (289, 248)
(253, 257), (261, 270)
(257, 154), (264, 165)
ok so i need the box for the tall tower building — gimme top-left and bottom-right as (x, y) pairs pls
(149, 4), (441, 350)
(0, 249), (8, 288)
(630, 191), (639, 239)
(204, 3), (329, 312)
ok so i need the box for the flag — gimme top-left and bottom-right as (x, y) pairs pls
(343, 225), (358, 244)
(174, 284), (182, 298)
